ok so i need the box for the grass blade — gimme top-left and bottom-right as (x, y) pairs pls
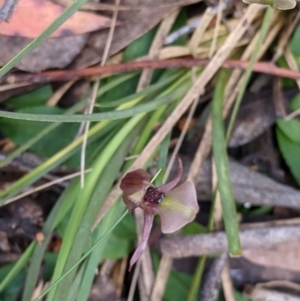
(212, 69), (241, 256)
(33, 210), (128, 301)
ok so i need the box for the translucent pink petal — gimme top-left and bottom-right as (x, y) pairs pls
(156, 181), (199, 233)
(120, 169), (150, 195)
(129, 212), (154, 270)
(158, 157), (183, 192)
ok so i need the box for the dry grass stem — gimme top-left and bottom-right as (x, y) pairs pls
(116, 257), (128, 300)
(4, 169), (92, 205)
(285, 107), (300, 120)
(273, 10), (300, 62)
(127, 260), (142, 301)
(209, 0), (223, 58)
(189, 8), (216, 57)
(150, 256), (173, 301)
(221, 260), (236, 301)
(0, 82), (32, 92)
(240, 217), (300, 230)
(46, 80), (75, 106)
(137, 8), (180, 91)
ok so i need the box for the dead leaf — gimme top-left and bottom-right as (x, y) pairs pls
(228, 88), (298, 148)
(0, 0), (114, 38)
(72, 0), (201, 68)
(243, 241), (300, 272)
(0, 34), (88, 72)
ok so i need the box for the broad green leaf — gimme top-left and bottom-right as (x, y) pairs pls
(181, 221), (207, 235)
(101, 235), (133, 259)
(276, 127), (300, 186)
(165, 270), (195, 301)
(0, 263), (26, 301)
(4, 85), (53, 109)
(276, 118), (300, 143)
(102, 213), (136, 259)
(0, 106), (78, 158)
(290, 93), (300, 111)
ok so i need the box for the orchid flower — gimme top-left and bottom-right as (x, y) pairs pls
(120, 158), (199, 270)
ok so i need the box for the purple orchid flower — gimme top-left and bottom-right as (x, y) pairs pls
(120, 157), (199, 270)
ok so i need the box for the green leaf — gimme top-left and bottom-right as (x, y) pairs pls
(213, 70), (241, 256)
(181, 222), (207, 235)
(290, 23), (300, 56)
(0, 106), (79, 158)
(165, 270), (195, 301)
(0, 263), (26, 301)
(0, 93), (178, 122)
(102, 213), (136, 259)
(276, 127), (300, 186)
(276, 118), (300, 143)
(4, 86), (53, 109)
(102, 234), (133, 260)
(290, 93), (300, 111)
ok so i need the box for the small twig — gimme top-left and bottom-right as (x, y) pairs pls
(160, 224), (300, 258)
(3, 59), (300, 84)
(0, 0), (18, 21)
